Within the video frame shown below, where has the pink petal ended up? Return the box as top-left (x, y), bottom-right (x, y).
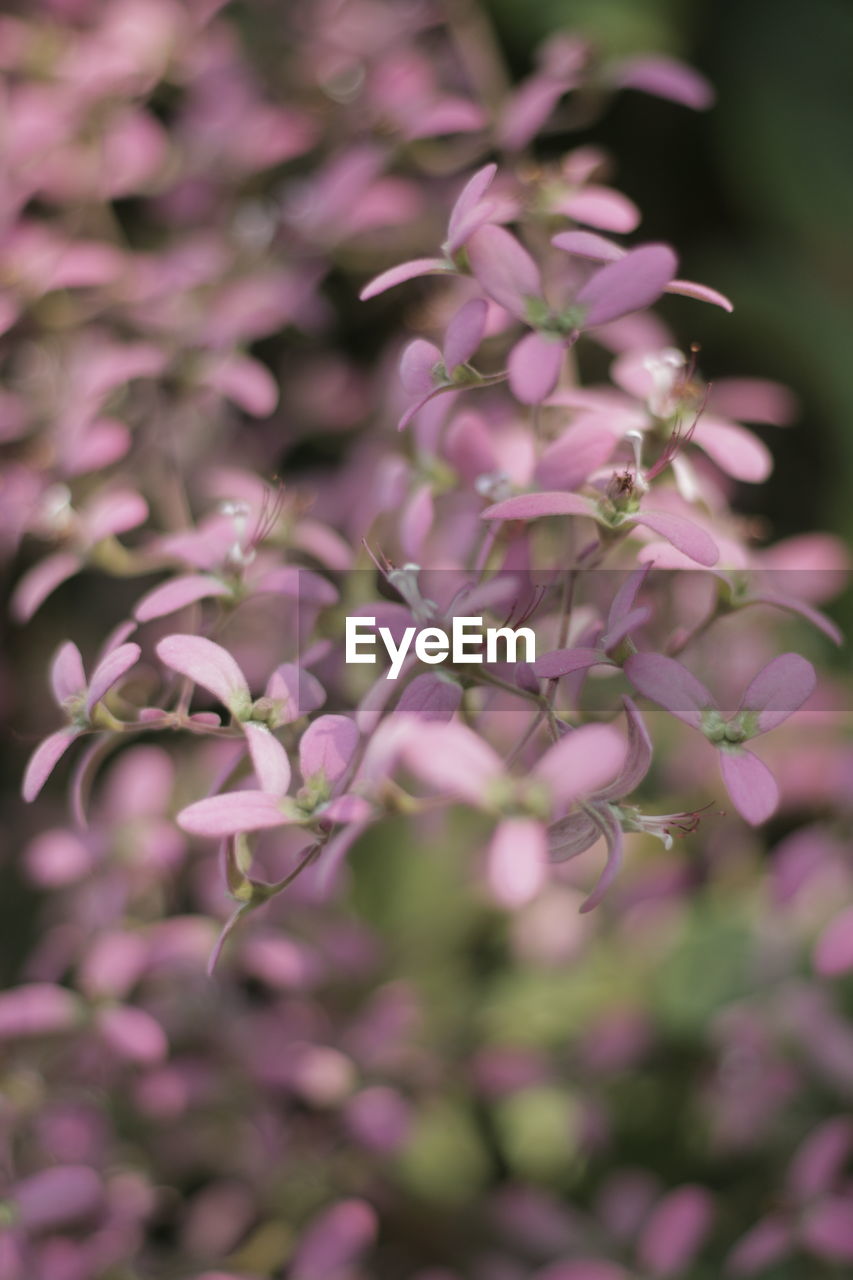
top-left (446, 163), bottom-right (498, 255)
top-left (612, 55), bottom-right (715, 110)
top-left (562, 186), bottom-right (641, 233)
top-left (738, 653), bottom-right (816, 733)
top-left (299, 715), bottom-right (359, 785)
top-left (624, 652), bottom-right (715, 728)
top-left (22, 727), bottom-right (82, 802)
top-left (255, 566), bottom-right (338, 604)
top-left (0, 983), bottom-right (81, 1039)
top-left (265, 664), bottom-right (326, 722)
top-left (597, 696), bottom-right (653, 800)
top-left (406, 97), bottom-right (487, 140)
top-left (24, 828), bottom-right (94, 887)
top-left (576, 244), bottom-right (678, 328)
top-left (322, 794), bottom-right (373, 823)
top-left (401, 721), bottom-right (503, 805)
top-left (632, 509), bottom-right (719, 566)
top-left (289, 1199), bottom-right (377, 1280)
top-left (177, 791), bottom-right (287, 837)
top-left (508, 332), bottom-right (566, 404)
top-left (11, 552), bottom-right (81, 622)
top-left (97, 1004), bottom-right (168, 1064)
top-left (636, 1186), bottom-right (714, 1277)
top-left (401, 483), bottom-right (434, 559)
top-left (65, 418), bottom-right (131, 474)
top-left (83, 488), bottom-right (148, 541)
top-left (360, 257), bottom-right (451, 301)
top-left (719, 748), bottom-right (779, 825)
top-left (397, 384), bottom-right (449, 431)
top-left (788, 1118), bottom-right (853, 1200)
top-left (396, 673), bottom-right (463, 721)
top-left (665, 278), bottom-right (733, 311)
top-left (579, 806), bottom-right (624, 913)
top-left (710, 377), bottom-right (797, 425)
top-left (748, 593), bottom-right (842, 646)
top-left (399, 338), bottom-right (442, 395)
top-left (548, 809), bottom-right (601, 861)
top-left (85, 642), bottom-right (141, 715)
top-left (727, 1217), bottom-right (793, 1275)
top-left (204, 355), bottom-right (278, 417)
top-left (466, 224), bottom-right (542, 321)
top-left (534, 723), bottom-right (627, 809)
top-left (552, 230), bottom-right (624, 262)
top-left (602, 604), bottom-right (650, 650)
top-left (13, 1166), bottom-right (102, 1233)
top-left (802, 1197), bottom-right (853, 1261)
top-left (533, 647), bottom-right (607, 679)
top-left (814, 909), bottom-right (853, 977)
top-left (443, 297), bottom-right (488, 371)
top-left (156, 634), bottom-right (251, 717)
top-left (134, 574), bottom-right (231, 621)
top-left (692, 416), bottom-right (771, 482)
top-left (482, 491), bottom-right (595, 521)
top-left (50, 641), bottom-right (86, 706)
top-left (244, 722), bottom-right (291, 796)
top-left (534, 418), bottom-right (617, 489)
top-left (498, 77), bottom-right (571, 152)
top-left (487, 818), bottom-right (548, 907)
top-left (605, 563), bottom-right (652, 635)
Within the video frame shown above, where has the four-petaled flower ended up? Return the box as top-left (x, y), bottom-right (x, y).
top-left (625, 651), bottom-right (816, 824)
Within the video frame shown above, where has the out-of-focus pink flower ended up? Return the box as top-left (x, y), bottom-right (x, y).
top-left (625, 652), bottom-right (816, 823)
top-left (22, 637), bottom-right (141, 802)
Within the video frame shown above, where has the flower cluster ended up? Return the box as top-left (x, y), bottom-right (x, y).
top-left (3, 1), bottom-right (850, 1277)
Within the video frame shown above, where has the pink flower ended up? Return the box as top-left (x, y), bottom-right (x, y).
top-left (155, 634), bottom-right (325, 726)
top-left (22, 636), bottom-right (141, 802)
top-left (175, 713), bottom-right (364, 838)
top-left (398, 719), bottom-right (627, 909)
top-left (11, 486), bottom-right (149, 622)
top-left (625, 651), bottom-right (817, 824)
top-left (468, 226), bottom-right (679, 402)
top-left (395, 297), bottom-right (493, 430)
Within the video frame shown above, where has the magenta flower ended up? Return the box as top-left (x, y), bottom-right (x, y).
top-left (359, 164), bottom-right (504, 300)
top-left (625, 651), bottom-right (816, 824)
top-left (22, 636), bottom-right (141, 802)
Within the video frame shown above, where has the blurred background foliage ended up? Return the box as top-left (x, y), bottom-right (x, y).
top-left (488, 0), bottom-right (853, 584)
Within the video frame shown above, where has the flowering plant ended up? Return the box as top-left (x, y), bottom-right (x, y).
top-left (3, 1), bottom-right (851, 1277)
